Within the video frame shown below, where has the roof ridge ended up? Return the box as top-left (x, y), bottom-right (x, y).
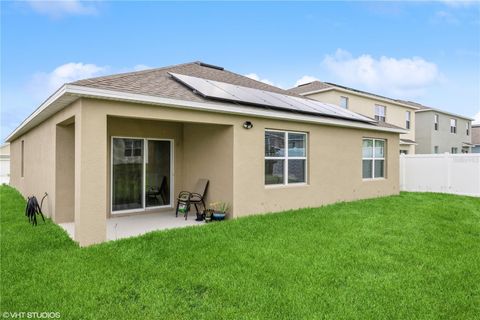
top-left (69, 61), bottom-right (200, 86)
top-left (203, 68), bottom-right (302, 97)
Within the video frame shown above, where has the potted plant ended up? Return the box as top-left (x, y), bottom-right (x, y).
top-left (204, 209), bottom-right (214, 223)
top-left (210, 201), bottom-right (230, 221)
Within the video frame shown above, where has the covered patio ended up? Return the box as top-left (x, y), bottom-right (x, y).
top-left (55, 114), bottom-right (234, 245)
top-left (59, 210), bottom-right (204, 241)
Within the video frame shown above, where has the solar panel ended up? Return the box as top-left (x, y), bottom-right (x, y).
top-left (169, 72), bottom-right (375, 123)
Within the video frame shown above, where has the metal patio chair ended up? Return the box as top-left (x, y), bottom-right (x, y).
top-left (175, 179), bottom-right (209, 220)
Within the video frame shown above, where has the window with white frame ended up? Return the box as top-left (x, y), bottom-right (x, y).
top-left (434, 146), bottom-right (439, 154)
top-left (124, 139), bottom-right (143, 157)
top-left (362, 138), bottom-right (385, 179)
top-left (466, 123), bottom-right (470, 136)
top-left (406, 111), bottom-right (411, 129)
top-left (434, 114), bottom-right (439, 130)
top-left (451, 147), bottom-right (458, 154)
top-left (374, 105), bottom-right (386, 122)
top-left (450, 119), bottom-right (457, 134)
top-left (265, 130), bottom-right (307, 185)
top-left (340, 96), bottom-right (349, 109)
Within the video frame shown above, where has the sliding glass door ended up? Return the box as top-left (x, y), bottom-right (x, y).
top-left (111, 137), bottom-right (172, 213)
top-left (146, 140), bottom-right (171, 208)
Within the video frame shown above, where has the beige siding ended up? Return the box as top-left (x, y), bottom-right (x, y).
top-left (306, 90), bottom-right (415, 154)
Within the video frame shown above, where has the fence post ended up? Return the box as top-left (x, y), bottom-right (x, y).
top-left (445, 153), bottom-right (452, 193)
top-left (399, 154), bottom-right (405, 191)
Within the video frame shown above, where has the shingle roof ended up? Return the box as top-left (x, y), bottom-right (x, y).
top-left (71, 61), bottom-right (406, 131)
top-left (287, 81), bottom-right (333, 94)
top-left (72, 61), bottom-right (299, 103)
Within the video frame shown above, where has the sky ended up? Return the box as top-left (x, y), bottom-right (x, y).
top-left (1, 1), bottom-right (480, 141)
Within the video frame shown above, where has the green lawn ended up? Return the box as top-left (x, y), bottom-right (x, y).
top-left (1, 185), bottom-right (479, 319)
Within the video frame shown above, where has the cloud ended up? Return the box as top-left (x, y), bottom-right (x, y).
top-left (322, 49), bottom-right (443, 98)
top-left (294, 75), bottom-right (319, 87)
top-left (244, 73), bottom-right (275, 86)
top-left (133, 64), bottom-right (152, 71)
top-left (29, 62), bottom-right (109, 99)
top-left (441, 0), bottom-right (478, 7)
top-left (432, 10), bottom-right (460, 24)
top-left (473, 111), bottom-right (480, 125)
top-left (26, 0), bottom-right (98, 18)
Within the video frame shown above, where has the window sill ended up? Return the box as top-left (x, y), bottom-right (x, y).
top-left (265, 183), bottom-right (309, 189)
top-left (362, 178), bottom-right (386, 182)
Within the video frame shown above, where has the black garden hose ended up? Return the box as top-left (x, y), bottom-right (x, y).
top-left (25, 192), bottom-right (47, 226)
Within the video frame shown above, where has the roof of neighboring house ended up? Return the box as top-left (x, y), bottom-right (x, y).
top-left (287, 81), bottom-right (419, 109)
top-left (6, 62), bottom-right (407, 142)
top-left (400, 139), bottom-right (417, 145)
top-left (397, 100), bottom-right (475, 121)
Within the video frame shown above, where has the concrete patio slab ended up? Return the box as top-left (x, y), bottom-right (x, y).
top-left (59, 211), bottom-right (204, 242)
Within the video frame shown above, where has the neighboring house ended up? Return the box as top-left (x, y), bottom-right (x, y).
top-left (6, 61), bottom-right (405, 246)
top-left (405, 102), bottom-right (473, 154)
top-left (288, 81), bottom-right (418, 154)
top-left (472, 124), bottom-right (480, 153)
top-left (0, 143), bottom-right (10, 184)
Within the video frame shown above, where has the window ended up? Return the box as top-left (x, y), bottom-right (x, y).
top-left (340, 96), bottom-right (349, 109)
top-left (434, 114), bottom-right (439, 130)
top-left (434, 146), bottom-right (439, 154)
top-left (450, 119), bottom-right (457, 134)
top-left (405, 111), bottom-right (411, 129)
top-left (466, 123), bottom-right (470, 136)
top-left (265, 130), bottom-right (307, 185)
top-left (362, 138), bottom-right (385, 179)
top-left (21, 140), bottom-right (24, 178)
top-left (374, 105), bottom-right (386, 122)
top-left (400, 150), bottom-right (408, 155)
top-left (124, 139), bottom-right (143, 157)
top-left (451, 147), bottom-right (458, 154)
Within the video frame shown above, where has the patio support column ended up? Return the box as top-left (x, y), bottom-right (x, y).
top-left (74, 100), bottom-right (107, 246)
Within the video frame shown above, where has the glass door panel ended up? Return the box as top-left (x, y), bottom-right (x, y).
top-left (145, 140), bottom-right (171, 207)
top-left (112, 138), bottom-right (144, 211)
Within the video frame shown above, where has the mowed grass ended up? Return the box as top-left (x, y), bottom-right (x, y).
top-left (1, 185), bottom-right (479, 319)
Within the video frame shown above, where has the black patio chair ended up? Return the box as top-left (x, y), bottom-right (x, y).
top-left (175, 179), bottom-right (209, 220)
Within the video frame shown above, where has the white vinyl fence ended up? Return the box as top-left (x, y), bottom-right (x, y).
top-left (400, 153), bottom-right (480, 197)
top-left (0, 157), bottom-right (10, 185)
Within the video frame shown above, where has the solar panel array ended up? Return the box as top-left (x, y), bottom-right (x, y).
top-left (169, 72), bottom-right (375, 123)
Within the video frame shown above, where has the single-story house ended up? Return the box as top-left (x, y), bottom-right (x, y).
top-left (0, 143), bottom-right (10, 184)
top-left (6, 61), bottom-right (405, 246)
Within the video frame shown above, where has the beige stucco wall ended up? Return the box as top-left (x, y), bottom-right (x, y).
top-left (233, 118), bottom-right (399, 216)
top-left (10, 100), bottom-right (82, 221)
top-left (306, 90), bottom-right (415, 154)
top-left (10, 97), bottom-right (400, 245)
top-left (183, 123), bottom-right (234, 214)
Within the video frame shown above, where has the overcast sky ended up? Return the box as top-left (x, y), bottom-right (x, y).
top-left (1, 1), bottom-right (479, 141)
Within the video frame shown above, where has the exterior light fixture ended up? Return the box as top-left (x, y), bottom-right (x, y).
top-left (243, 121), bottom-right (253, 129)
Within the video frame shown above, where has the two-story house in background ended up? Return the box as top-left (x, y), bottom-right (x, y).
top-left (472, 124), bottom-right (480, 153)
top-left (401, 101), bottom-right (473, 154)
top-left (289, 81), bottom-right (418, 154)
